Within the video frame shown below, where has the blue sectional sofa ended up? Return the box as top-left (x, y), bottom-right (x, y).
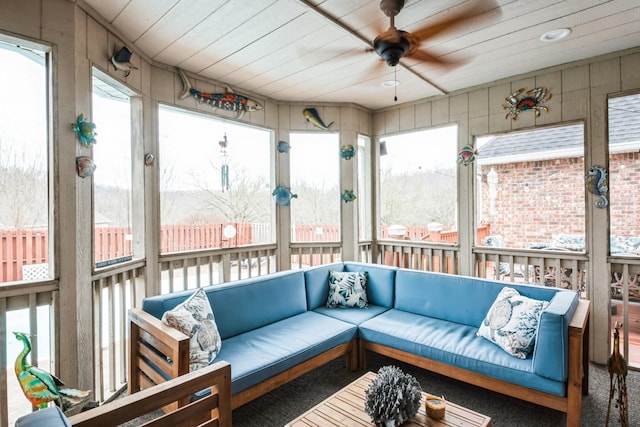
top-left (129, 262), bottom-right (589, 426)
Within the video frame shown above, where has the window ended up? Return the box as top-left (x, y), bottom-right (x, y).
top-left (159, 105), bottom-right (273, 253)
top-left (357, 134), bottom-right (372, 241)
top-left (608, 93), bottom-right (640, 256)
top-left (289, 133), bottom-right (340, 242)
top-left (608, 92), bottom-right (640, 367)
top-left (0, 37), bottom-right (53, 425)
top-left (92, 70), bottom-right (134, 267)
top-left (476, 123), bottom-right (586, 250)
top-left (0, 40), bottom-right (50, 283)
top-left (379, 125), bottom-right (458, 243)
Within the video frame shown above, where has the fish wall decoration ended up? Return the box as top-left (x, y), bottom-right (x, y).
top-left (341, 190), bottom-right (357, 203)
top-left (340, 144), bottom-right (356, 160)
top-left (272, 185), bottom-right (297, 206)
top-left (457, 145), bottom-right (478, 166)
top-left (76, 156), bottom-right (96, 178)
top-left (277, 141), bottom-right (290, 153)
top-left (110, 46), bottom-right (138, 77)
top-left (303, 108), bottom-right (333, 131)
top-left (178, 69), bottom-right (263, 120)
top-left (585, 165), bottom-right (608, 208)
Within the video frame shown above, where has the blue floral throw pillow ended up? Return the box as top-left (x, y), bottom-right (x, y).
top-left (162, 288), bottom-right (222, 371)
top-left (477, 287), bottom-right (549, 359)
top-left (326, 270), bottom-right (369, 309)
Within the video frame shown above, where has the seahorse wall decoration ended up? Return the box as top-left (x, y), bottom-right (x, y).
top-left (585, 165), bottom-right (608, 208)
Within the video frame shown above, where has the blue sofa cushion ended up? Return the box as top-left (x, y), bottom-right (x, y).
top-left (314, 304), bottom-right (389, 325)
top-left (326, 270), bottom-right (369, 308)
top-left (143, 270), bottom-right (308, 339)
top-left (15, 407), bottom-right (71, 427)
top-left (394, 269), bottom-right (578, 383)
top-left (197, 311), bottom-right (357, 396)
top-left (344, 262), bottom-right (396, 308)
top-left (304, 262), bottom-right (396, 310)
top-left (359, 309), bottom-right (566, 396)
top-left (533, 290), bottom-right (579, 382)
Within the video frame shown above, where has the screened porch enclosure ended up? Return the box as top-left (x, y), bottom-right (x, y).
top-left (1, 3), bottom-right (640, 426)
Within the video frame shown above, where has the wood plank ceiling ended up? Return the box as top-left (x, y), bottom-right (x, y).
top-left (81, 0), bottom-right (640, 110)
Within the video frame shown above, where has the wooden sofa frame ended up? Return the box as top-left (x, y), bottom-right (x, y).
top-left (69, 361), bottom-right (231, 427)
top-left (128, 307), bottom-right (358, 410)
top-left (359, 299), bottom-right (591, 427)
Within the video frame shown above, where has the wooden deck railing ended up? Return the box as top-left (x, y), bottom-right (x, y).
top-left (1, 224), bottom-right (489, 282)
top-left (91, 261), bottom-right (146, 402)
top-left (158, 244), bottom-right (278, 294)
top-left (0, 280), bottom-right (58, 427)
top-left (473, 246), bottom-right (589, 293)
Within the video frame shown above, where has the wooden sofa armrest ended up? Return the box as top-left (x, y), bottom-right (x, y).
top-left (568, 298), bottom-right (590, 394)
top-left (69, 361), bottom-right (231, 427)
top-left (128, 307), bottom-right (191, 399)
top-left (565, 298), bottom-right (590, 427)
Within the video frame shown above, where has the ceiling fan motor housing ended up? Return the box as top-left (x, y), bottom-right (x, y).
top-left (374, 33), bottom-right (410, 66)
top-left (380, 0), bottom-right (405, 17)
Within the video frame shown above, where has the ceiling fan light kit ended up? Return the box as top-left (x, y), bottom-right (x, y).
top-left (374, 32), bottom-right (410, 66)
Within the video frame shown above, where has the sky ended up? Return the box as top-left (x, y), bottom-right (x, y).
top-left (380, 124), bottom-right (458, 173)
top-left (290, 132), bottom-right (340, 187)
top-left (0, 46), bottom-right (47, 171)
top-left (159, 105), bottom-right (271, 192)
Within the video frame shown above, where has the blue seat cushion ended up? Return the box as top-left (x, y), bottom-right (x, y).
top-left (15, 407), bottom-right (71, 427)
top-left (359, 309), bottom-right (565, 396)
top-left (197, 311), bottom-right (357, 397)
top-left (314, 304), bottom-right (389, 325)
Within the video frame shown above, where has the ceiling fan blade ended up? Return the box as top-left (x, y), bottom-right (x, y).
top-left (409, 0), bottom-right (501, 43)
top-left (404, 48), bottom-right (470, 71)
top-left (404, 49), bottom-right (448, 66)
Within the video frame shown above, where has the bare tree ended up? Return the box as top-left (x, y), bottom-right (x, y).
top-left (0, 141), bottom-right (47, 229)
top-left (380, 168), bottom-right (456, 227)
top-left (290, 181), bottom-right (339, 225)
top-left (189, 163), bottom-right (270, 223)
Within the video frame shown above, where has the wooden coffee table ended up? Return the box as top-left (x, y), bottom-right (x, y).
top-left (285, 371), bottom-right (491, 426)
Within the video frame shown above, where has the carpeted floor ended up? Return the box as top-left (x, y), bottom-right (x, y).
top-left (231, 352), bottom-right (639, 427)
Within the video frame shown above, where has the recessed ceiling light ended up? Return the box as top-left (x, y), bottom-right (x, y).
top-left (382, 80), bottom-right (400, 87)
top-left (540, 28), bottom-right (571, 42)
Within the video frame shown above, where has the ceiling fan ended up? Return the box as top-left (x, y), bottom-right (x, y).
top-left (371, 0), bottom-right (499, 68)
top-left (298, 0), bottom-right (500, 94)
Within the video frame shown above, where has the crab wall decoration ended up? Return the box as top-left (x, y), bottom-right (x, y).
top-left (502, 87), bottom-right (552, 120)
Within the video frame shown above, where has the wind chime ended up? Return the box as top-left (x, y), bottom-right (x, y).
top-left (219, 133), bottom-right (230, 192)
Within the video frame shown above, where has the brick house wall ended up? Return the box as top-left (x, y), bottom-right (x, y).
top-left (480, 152), bottom-right (638, 248)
